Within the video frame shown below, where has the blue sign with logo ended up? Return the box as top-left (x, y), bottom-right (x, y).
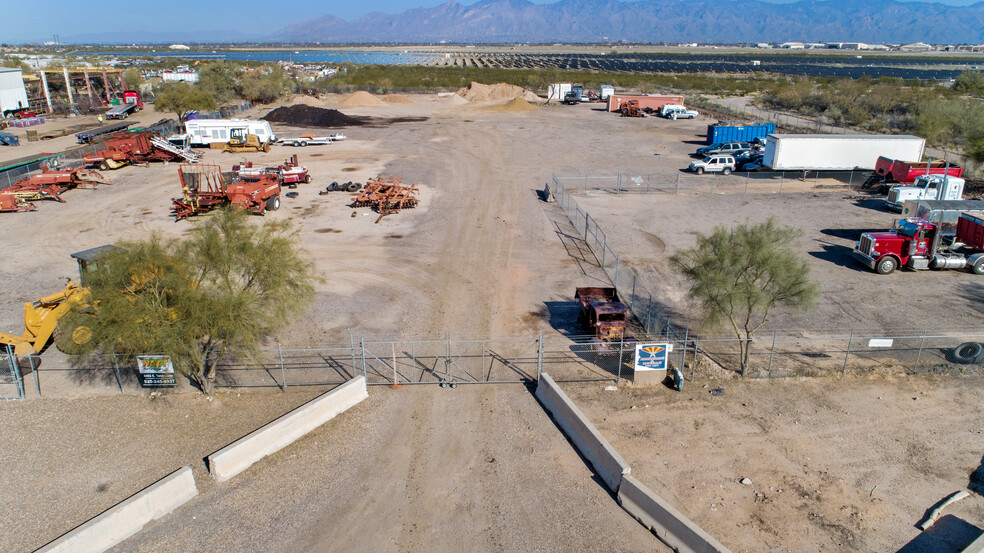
top-left (634, 343), bottom-right (672, 372)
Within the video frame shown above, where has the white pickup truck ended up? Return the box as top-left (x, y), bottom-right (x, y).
top-left (278, 134), bottom-right (347, 147)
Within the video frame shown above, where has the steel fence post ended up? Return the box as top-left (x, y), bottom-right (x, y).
top-left (613, 258), bottom-right (620, 291)
top-left (692, 331), bottom-right (699, 382)
top-left (278, 342), bottom-right (287, 391)
top-left (630, 273), bottom-right (636, 307)
top-left (675, 172), bottom-right (680, 194)
top-left (616, 334), bottom-right (624, 384)
top-left (537, 332), bottom-right (543, 380)
top-left (767, 329), bottom-right (777, 376)
top-left (682, 325), bottom-right (690, 381)
top-left (843, 329), bottom-right (854, 375)
top-left (644, 294), bottom-right (654, 335)
top-left (779, 173), bottom-right (784, 194)
top-left (412, 341), bottom-right (417, 383)
top-left (481, 341), bottom-right (486, 381)
top-left (848, 171), bottom-right (854, 191)
top-left (445, 331), bottom-right (452, 382)
top-left (914, 328), bottom-right (927, 371)
top-left (29, 354), bottom-right (40, 397)
top-left (601, 235), bottom-right (607, 269)
top-left (112, 352), bottom-right (124, 393)
top-left (360, 337), bottom-right (366, 378)
top-left (350, 332), bottom-right (357, 379)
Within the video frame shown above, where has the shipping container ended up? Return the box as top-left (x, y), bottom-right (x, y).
top-left (706, 122), bottom-right (776, 145)
top-left (606, 94), bottom-right (684, 113)
top-left (762, 134), bottom-right (925, 171)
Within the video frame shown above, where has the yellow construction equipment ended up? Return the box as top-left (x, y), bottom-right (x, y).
top-left (222, 127), bottom-right (271, 153)
top-left (0, 280), bottom-right (92, 356)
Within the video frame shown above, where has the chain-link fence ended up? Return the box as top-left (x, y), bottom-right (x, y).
top-left (551, 177), bottom-right (680, 340)
top-left (553, 169), bottom-right (870, 196)
top-left (190, 100), bottom-right (253, 120)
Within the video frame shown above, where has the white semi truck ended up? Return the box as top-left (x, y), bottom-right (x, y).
top-left (762, 134), bottom-right (926, 171)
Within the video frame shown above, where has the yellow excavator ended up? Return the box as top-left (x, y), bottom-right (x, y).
top-left (222, 127), bottom-right (271, 153)
top-left (0, 279), bottom-right (92, 357)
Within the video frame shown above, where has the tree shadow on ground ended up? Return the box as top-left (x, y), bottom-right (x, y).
top-left (895, 515), bottom-right (981, 553)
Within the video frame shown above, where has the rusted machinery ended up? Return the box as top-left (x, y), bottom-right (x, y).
top-left (82, 131), bottom-right (199, 170)
top-left (171, 164), bottom-right (281, 221)
top-left (350, 177), bottom-right (420, 223)
top-left (619, 100), bottom-right (643, 118)
top-left (575, 287), bottom-right (628, 343)
top-left (233, 154), bottom-right (310, 186)
top-left (0, 162), bottom-right (110, 213)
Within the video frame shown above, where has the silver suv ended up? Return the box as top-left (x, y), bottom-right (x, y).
top-left (689, 155), bottom-right (736, 175)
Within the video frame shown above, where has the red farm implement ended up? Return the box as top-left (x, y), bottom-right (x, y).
top-left (171, 164), bottom-right (281, 221)
top-left (0, 162), bottom-right (110, 213)
top-left (350, 177), bottom-right (420, 223)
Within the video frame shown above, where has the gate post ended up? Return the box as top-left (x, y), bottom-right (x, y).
top-left (360, 337), bottom-right (367, 378)
top-left (278, 342), bottom-right (287, 391)
top-left (843, 329), bottom-right (854, 375)
top-left (914, 328), bottom-right (928, 371)
top-left (536, 332), bottom-right (544, 381)
top-left (616, 334), bottom-right (624, 384)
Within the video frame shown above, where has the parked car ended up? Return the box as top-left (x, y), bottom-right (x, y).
top-left (689, 154), bottom-right (737, 175)
top-left (734, 150), bottom-right (763, 169)
top-left (742, 159), bottom-right (766, 172)
top-left (695, 141), bottom-right (752, 157)
top-left (661, 105), bottom-right (699, 120)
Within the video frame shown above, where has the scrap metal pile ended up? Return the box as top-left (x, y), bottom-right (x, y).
top-left (171, 164), bottom-right (281, 221)
top-left (82, 130), bottom-right (199, 170)
top-left (0, 162), bottom-right (110, 213)
top-left (350, 177), bottom-right (420, 223)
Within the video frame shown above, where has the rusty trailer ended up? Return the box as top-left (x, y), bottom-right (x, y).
top-left (350, 176), bottom-right (420, 223)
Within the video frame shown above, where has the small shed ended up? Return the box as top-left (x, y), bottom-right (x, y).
top-left (70, 245), bottom-right (118, 285)
top-left (0, 68), bottom-right (29, 116)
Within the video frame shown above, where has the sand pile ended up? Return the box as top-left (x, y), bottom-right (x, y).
top-left (262, 105), bottom-right (365, 127)
top-left (501, 98), bottom-right (537, 112)
top-left (383, 94), bottom-right (413, 104)
top-left (341, 91), bottom-right (387, 107)
top-left (455, 82), bottom-right (542, 104)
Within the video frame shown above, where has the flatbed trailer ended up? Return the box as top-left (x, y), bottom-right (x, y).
top-left (75, 122), bottom-right (133, 144)
top-left (105, 103), bottom-right (139, 119)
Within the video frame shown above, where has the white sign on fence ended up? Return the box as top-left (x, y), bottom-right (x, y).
top-left (867, 339), bottom-right (894, 348)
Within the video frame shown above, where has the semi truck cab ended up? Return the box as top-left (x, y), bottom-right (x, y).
top-left (853, 216), bottom-right (984, 274)
top-left (886, 175), bottom-right (964, 211)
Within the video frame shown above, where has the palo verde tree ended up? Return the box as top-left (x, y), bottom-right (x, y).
top-left (670, 218), bottom-right (819, 376)
top-left (153, 81), bottom-right (217, 123)
top-left (60, 209), bottom-right (318, 394)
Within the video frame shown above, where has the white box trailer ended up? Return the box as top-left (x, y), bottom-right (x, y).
top-left (547, 83), bottom-right (572, 101)
top-left (0, 68), bottom-right (29, 115)
top-left (184, 119), bottom-right (275, 147)
top-left (762, 134), bottom-right (925, 171)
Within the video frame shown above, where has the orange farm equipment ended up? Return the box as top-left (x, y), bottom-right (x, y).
top-left (619, 100), bottom-right (643, 117)
top-left (351, 176), bottom-right (420, 223)
top-left (171, 164), bottom-right (281, 221)
top-left (233, 154), bottom-right (310, 187)
top-left (83, 131), bottom-right (199, 170)
top-left (0, 162), bottom-right (110, 213)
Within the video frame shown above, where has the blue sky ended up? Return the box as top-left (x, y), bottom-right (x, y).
top-left (4, 0), bottom-right (980, 43)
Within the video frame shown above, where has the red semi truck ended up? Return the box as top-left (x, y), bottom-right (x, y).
top-left (853, 211), bottom-right (984, 274)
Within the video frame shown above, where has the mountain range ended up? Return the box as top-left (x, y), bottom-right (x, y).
top-left (272, 0), bottom-right (984, 45)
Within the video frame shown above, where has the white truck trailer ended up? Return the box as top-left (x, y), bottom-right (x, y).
top-left (182, 119), bottom-right (276, 147)
top-left (762, 134), bottom-right (925, 171)
top-left (547, 83), bottom-right (573, 101)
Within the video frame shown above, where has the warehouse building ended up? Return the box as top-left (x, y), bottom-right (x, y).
top-left (0, 68), bottom-right (29, 116)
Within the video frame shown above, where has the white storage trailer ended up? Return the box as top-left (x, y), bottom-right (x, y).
top-left (547, 83), bottom-right (572, 101)
top-left (762, 134), bottom-right (925, 171)
top-left (183, 119), bottom-right (275, 147)
top-left (0, 68), bottom-right (29, 116)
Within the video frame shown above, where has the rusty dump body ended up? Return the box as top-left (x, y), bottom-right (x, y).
top-left (574, 287), bottom-right (628, 342)
top-left (0, 162), bottom-right (110, 213)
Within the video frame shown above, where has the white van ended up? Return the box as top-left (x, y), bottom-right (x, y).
top-left (183, 119), bottom-right (276, 147)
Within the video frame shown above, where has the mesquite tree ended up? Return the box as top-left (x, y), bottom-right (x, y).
top-left (60, 209), bottom-right (317, 394)
top-left (670, 218), bottom-right (818, 375)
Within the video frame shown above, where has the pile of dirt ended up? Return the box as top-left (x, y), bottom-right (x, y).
top-left (383, 94), bottom-right (413, 104)
top-left (455, 82), bottom-right (543, 104)
top-left (496, 98), bottom-right (537, 112)
top-left (262, 105), bottom-right (365, 127)
top-left (341, 91), bottom-right (387, 107)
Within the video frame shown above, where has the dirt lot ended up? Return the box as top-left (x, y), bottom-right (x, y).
top-left (2, 95), bottom-right (982, 551)
top-left (564, 375), bottom-right (984, 553)
top-left (576, 191), bottom-right (984, 334)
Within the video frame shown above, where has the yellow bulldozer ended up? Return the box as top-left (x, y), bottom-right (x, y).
top-left (222, 127), bottom-right (271, 153)
top-left (0, 279), bottom-right (92, 357)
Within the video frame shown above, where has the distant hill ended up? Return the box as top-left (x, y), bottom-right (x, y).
top-left (272, 0), bottom-right (984, 44)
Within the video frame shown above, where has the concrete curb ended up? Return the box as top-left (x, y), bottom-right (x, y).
top-left (35, 466), bottom-right (198, 553)
top-left (618, 475), bottom-right (734, 553)
top-left (207, 375), bottom-right (368, 481)
top-left (535, 373), bottom-right (630, 492)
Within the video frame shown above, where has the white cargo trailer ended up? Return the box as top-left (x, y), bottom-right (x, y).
top-left (183, 119), bottom-right (275, 147)
top-left (762, 134), bottom-right (925, 171)
top-left (0, 68), bottom-right (29, 116)
top-left (547, 83), bottom-right (572, 101)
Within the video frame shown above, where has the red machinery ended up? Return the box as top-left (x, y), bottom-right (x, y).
top-left (351, 177), bottom-right (420, 223)
top-left (0, 162), bottom-right (110, 213)
top-left (83, 131), bottom-right (200, 170)
top-left (233, 154), bottom-right (310, 186)
top-left (171, 164), bottom-right (281, 221)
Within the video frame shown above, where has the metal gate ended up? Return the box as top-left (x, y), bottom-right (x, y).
top-left (0, 345), bottom-right (25, 399)
top-left (359, 337), bottom-right (541, 386)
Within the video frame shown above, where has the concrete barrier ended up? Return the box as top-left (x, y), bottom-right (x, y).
top-left (618, 474), bottom-right (734, 553)
top-left (964, 532), bottom-right (984, 553)
top-left (208, 375), bottom-right (368, 481)
top-left (35, 466), bottom-right (198, 553)
top-left (535, 373), bottom-right (630, 492)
